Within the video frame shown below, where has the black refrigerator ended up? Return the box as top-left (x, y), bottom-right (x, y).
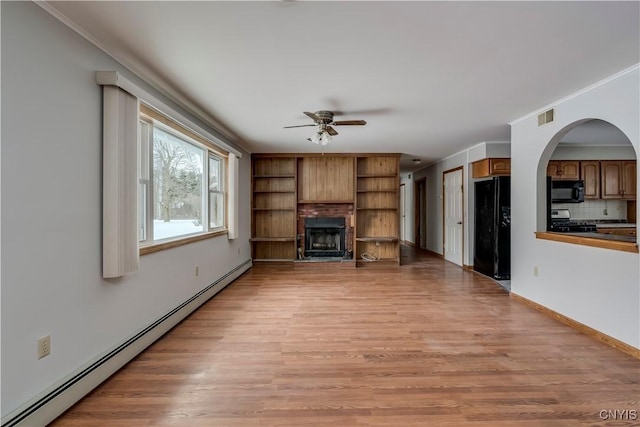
top-left (474, 176), bottom-right (510, 280)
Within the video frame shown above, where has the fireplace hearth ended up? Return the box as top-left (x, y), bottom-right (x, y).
top-left (304, 217), bottom-right (346, 258)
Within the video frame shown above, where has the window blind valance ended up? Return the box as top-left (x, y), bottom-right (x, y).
top-left (96, 71), bottom-right (243, 158)
top-left (98, 71), bottom-right (242, 275)
top-left (101, 85), bottom-right (140, 278)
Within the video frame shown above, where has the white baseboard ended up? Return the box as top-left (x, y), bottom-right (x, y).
top-left (2, 259), bottom-right (252, 427)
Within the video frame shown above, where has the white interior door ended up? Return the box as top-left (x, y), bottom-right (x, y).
top-left (399, 184), bottom-right (406, 242)
top-left (419, 180), bottom-right (426, 248)
top-left (443, 169), bottom-right (463, 266)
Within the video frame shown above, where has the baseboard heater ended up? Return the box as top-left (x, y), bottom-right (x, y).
top-left (1, 259), bottom-right (252, 427)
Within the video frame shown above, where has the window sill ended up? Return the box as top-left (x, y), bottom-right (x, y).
top-left (535, 231), bottom-right (638, 253)
top-left (140, 230), bottom-right (228, 255)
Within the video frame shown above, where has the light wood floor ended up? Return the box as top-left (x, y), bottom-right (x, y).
top-left (51, 246), bottom-right (639, 426)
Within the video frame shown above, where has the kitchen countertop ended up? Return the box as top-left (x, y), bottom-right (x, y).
top-left (536, 231), bottom-right (638, 253)
top-left (564, 231), bottom-right (636, 243)
top-left (595, 223), bottom-right (636, 228)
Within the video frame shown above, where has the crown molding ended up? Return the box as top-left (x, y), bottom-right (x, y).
top-left (34, 1), bottom-right (251, 154)
top-left (509, 64), bottom-right (640, 126)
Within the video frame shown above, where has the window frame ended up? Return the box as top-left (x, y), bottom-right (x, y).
top-left (138, 119), bottom-right (151, 242)
top-left (208, 154), bottom-right (226, 230)
top-left (138, 103), bottom-right (229, 253)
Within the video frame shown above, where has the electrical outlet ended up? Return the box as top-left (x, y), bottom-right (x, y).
top-left (38, 335), bottom-right (51, 359)
top-left (533, 266), bottom-right (539, 277)
top-left (195, 266), bottom-right (199, 277)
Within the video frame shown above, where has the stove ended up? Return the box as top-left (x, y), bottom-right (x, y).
top-left (550, 221), bottom-right (597, 233)
top-left (549, 209), bottom-right (597, 233)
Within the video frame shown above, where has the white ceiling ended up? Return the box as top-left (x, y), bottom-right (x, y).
top-left (45, 1), bottom-right (639, 171)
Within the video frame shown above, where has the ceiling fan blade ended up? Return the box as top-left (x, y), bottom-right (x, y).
top-left (283, 124), bottom-right (317, 129)
top-left (325, 126), bottom-right (338, 136)
top-left (332, 120), bottom-right (367, 126)
top-left (304, 111), bottom-right (320, 122)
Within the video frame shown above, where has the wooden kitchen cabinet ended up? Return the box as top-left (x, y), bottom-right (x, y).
top-left (471, 158), bottom-right (510, 178)
top-left (580, 160), bottom-right (600, 199)
top-left (601, 160), bottom-right (636, 200)
top-left (547, 160), bottom-right (580, 180)
top-left (622, 161), bottom-right (637, 199)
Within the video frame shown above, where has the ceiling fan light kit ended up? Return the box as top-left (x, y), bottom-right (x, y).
top-left (284, 110), bottom-right (366, 146)
top-left (309, 130), bottom-right (332, 146)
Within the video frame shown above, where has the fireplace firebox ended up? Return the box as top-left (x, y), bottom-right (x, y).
top-left (304, 217), bottom-right (346, 258)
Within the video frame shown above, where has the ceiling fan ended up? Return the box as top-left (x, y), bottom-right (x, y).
top-left (284, 110), bottom-right (366, 145)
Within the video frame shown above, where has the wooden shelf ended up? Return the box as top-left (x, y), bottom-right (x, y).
top-left (357, 174), bottom-right (397, 178)
top-left (253, 190), bottom-right (295, 193)
top-left (252, 156), bottom-right (298, 260)
top-left (355, 156), bottom-right (400, 266)
top-left (252, 208), bottom-right (296, 211)
top-left (356, 236), bottom-right (398, 242)
top-left (298, 200), bottom-right (353, 204)
top-left (250, 237), bottom-right (296, 242)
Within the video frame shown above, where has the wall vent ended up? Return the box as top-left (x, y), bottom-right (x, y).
top-left (538, 108), bottom-right (555, 126)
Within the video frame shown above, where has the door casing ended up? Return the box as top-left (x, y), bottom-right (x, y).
top-left (443, 167), bottom-right (464, 266)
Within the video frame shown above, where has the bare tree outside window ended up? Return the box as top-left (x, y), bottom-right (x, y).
top-left (152, 127), bottom-right (204, 239)
top-left (138, 108), bottom-right (227, 245)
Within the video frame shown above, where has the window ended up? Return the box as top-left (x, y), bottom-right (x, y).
top-left (139, 104), bottom-right (227, 246)
top-left (209, 156), bottom-right (224, 229)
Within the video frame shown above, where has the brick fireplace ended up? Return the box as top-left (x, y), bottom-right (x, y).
top-left (297, 203), bottom-right (354, 259)
top-left (304, 217), bottom-right (345, 257)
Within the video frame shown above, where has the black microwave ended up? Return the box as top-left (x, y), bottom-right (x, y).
top-left (550, 179), bottom-right (585, 203)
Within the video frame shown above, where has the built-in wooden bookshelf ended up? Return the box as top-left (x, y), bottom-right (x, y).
top-left (251, 157), bottom-right (297, 261)
top-left (355, 156), bottom-right (400, 265)
top-left (251, 154), bottom-right (400, 265)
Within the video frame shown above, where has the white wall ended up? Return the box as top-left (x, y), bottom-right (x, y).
top-left (485, 142), bottom-right (511, 158)
top-left (1, 2), bottom-right (252, 418)
top-left (510, 66), bottom-right (640, 348)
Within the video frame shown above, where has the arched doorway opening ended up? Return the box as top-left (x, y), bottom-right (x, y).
top-left (537, 118), bottom-right (637, 240)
